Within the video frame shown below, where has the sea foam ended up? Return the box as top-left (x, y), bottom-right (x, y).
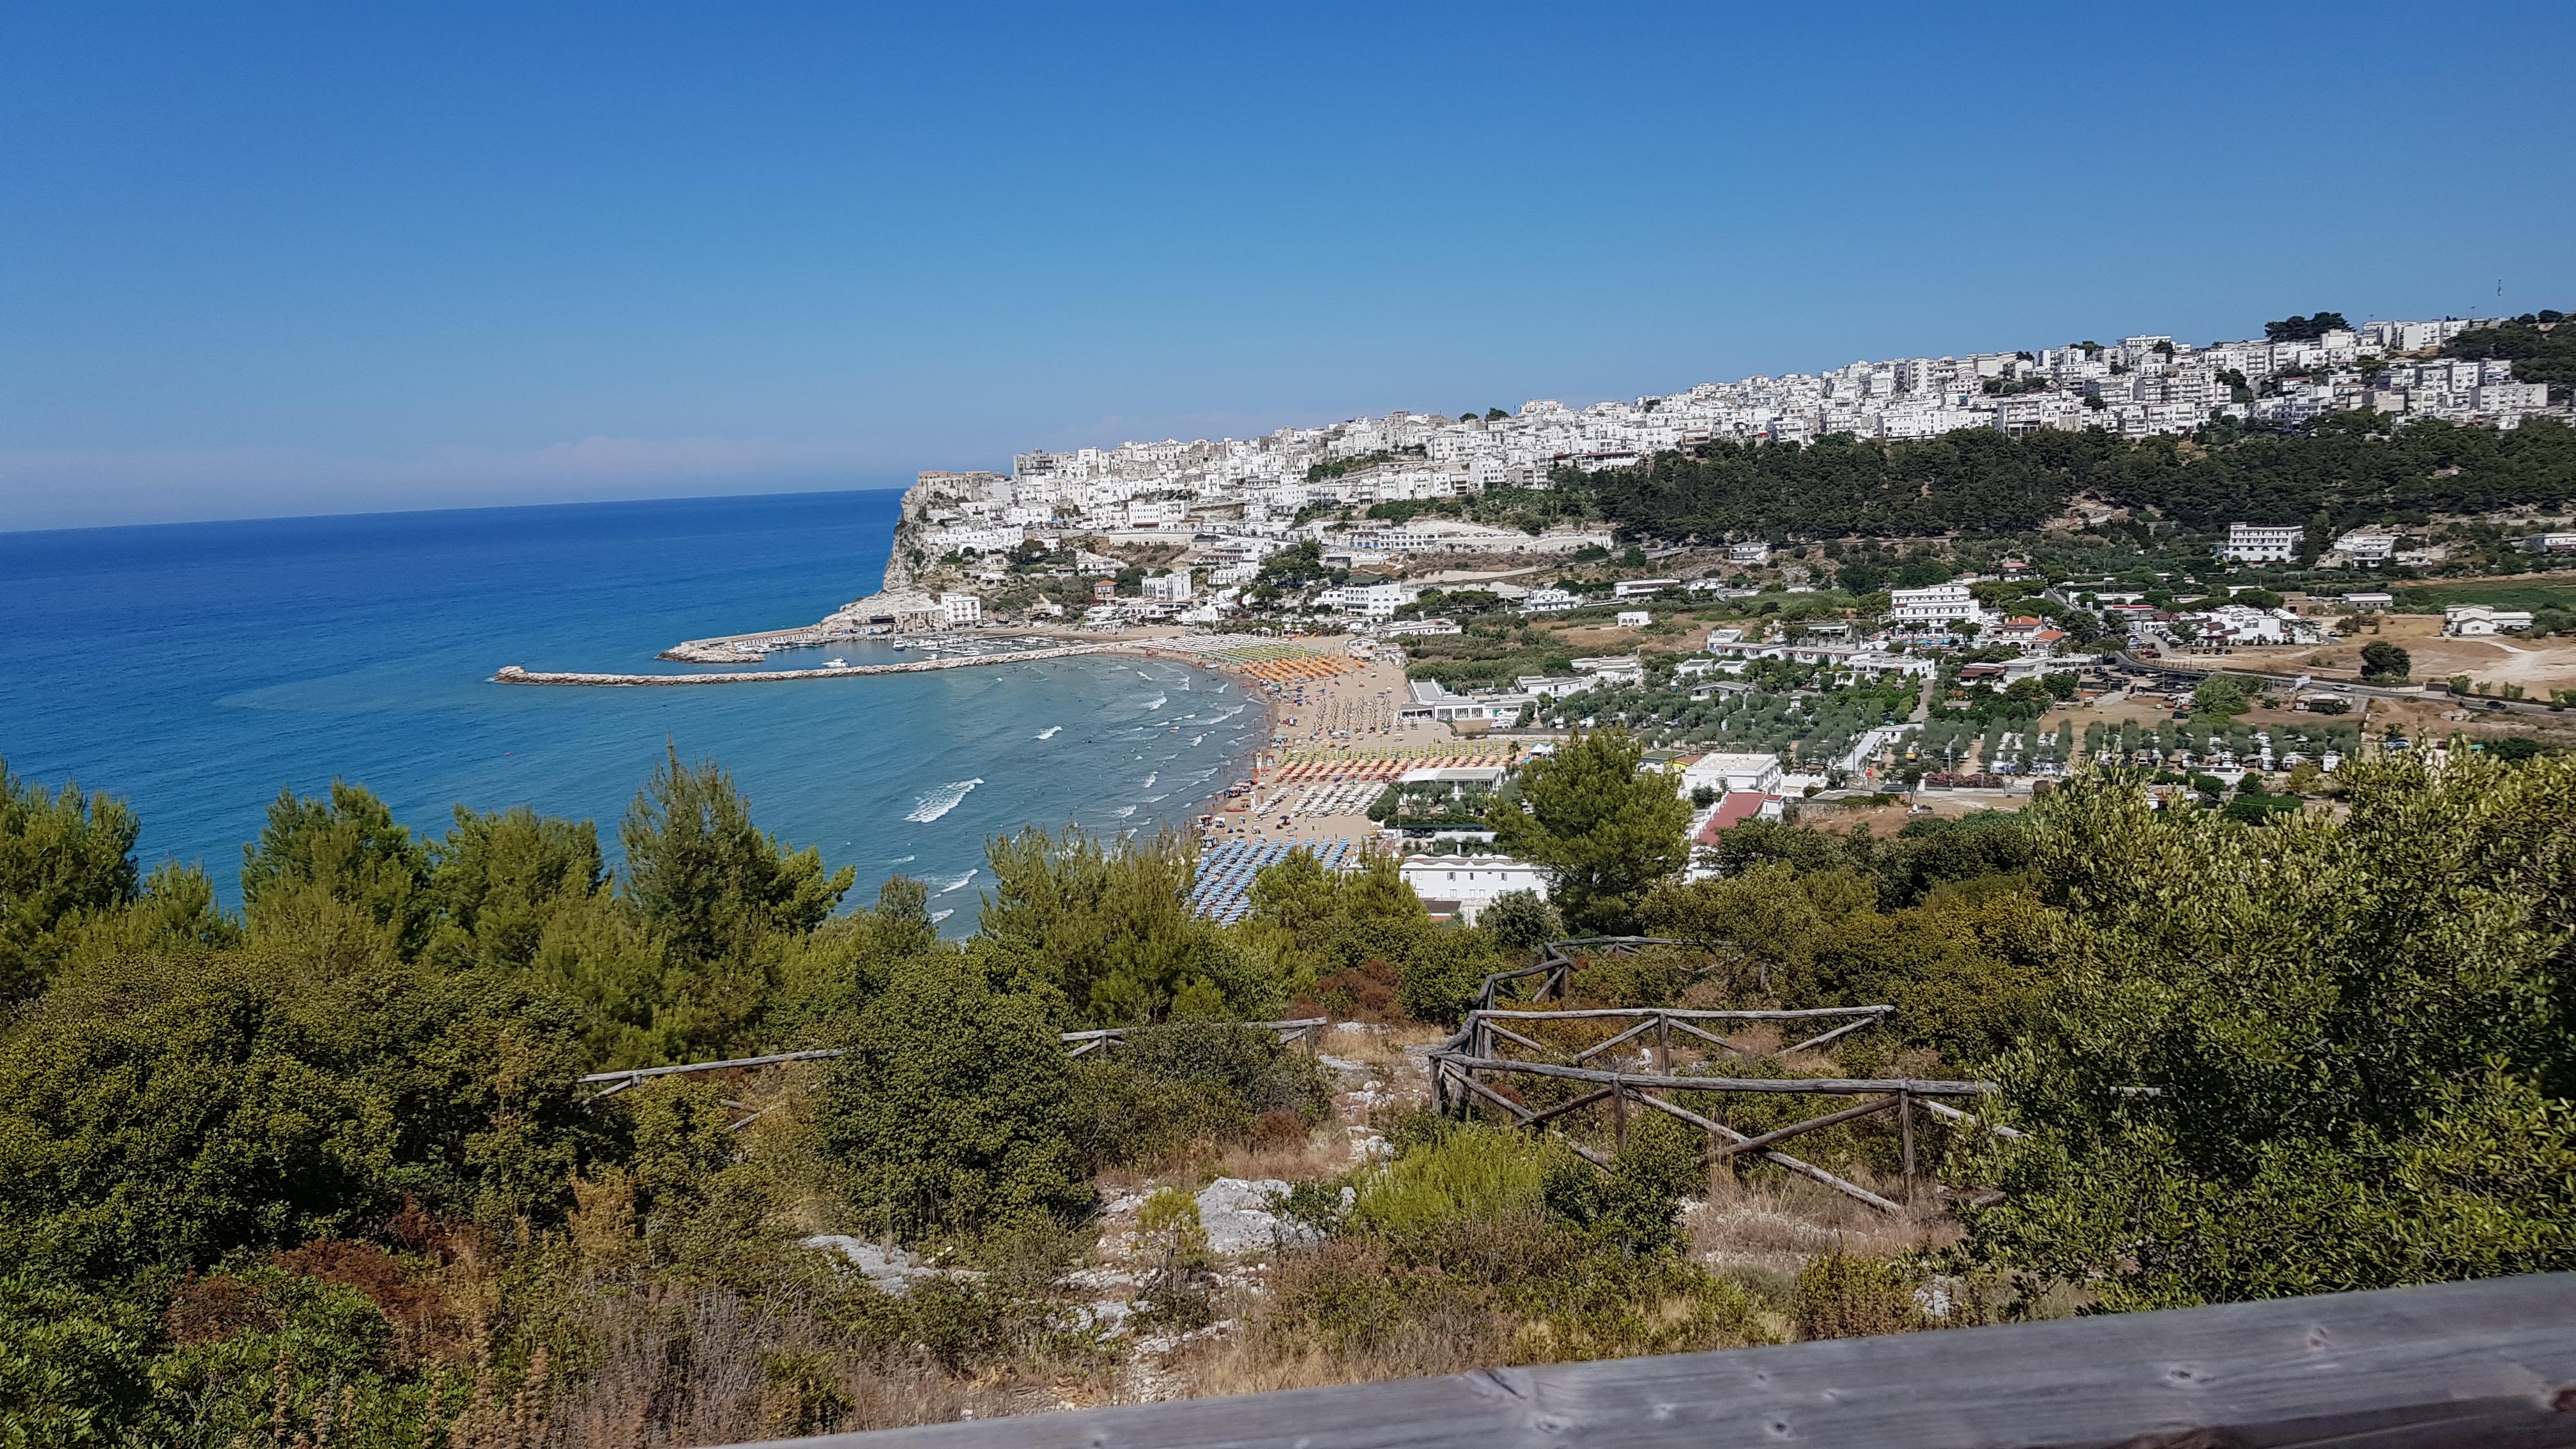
top-left (906, 778), bottom-right (983, 823)
top-left (1035, 725), bottom-right (1061, 739)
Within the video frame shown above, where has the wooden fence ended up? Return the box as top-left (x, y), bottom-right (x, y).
top-left (579, 1018), bottom-right (1328, 1101)
top-left (709, 1271), bottom-right (2576, 1449)
top-left (1430, 940), bottom-right (2010, 1215)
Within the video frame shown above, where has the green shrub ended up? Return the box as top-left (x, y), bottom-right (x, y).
top-left (816, 953), bottom-right (1090, 1242)
top-left (1793, 1249), bottom-right (1925, 1339)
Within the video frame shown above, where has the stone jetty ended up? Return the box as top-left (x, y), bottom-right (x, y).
top-left (492, 639), bottom-right (1117, 686)
top-left (493, 641), bottom-right (1126, 687)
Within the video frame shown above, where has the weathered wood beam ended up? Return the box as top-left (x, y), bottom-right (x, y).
top-left (1625, 1090), bottom-right (1904, 1215)
top-left (714, 1273), bottom-right (2576, 1449)
top-left (1476, 1006), bottom-right (1892, 1023)
top-left (1521, 1085), bottom-right (1618, 1127)
top-left (1479, 1021), bottom-right (1557, 1057)
top-left (1774, 1014), bottom-right (1884, 1057)
top-left (1434, 1055), bottom-right (1995, 1098)
top-left (1708, 1095), bottom-right (1903, 1160)
top-left (1918, 1097), bottom-right (2027, 1140)
top-left (1571, 1017), bottom-right (1659, 1064)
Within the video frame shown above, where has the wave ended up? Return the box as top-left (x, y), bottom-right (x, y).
top-left (1142, 694), bottom-right (1167, 710)
top-left (929, 908), bottom-right (954, 924)
top-left (1190, 735), bottom-right (1204, 746)
top-left (1140, 771), bottom-right (1158, 790)
top-left (1144, 793), bottom-right (1169, 803)
top-left (1110, 804), bottom-right (1138, 819)
top-left (936, 868), bottom-right (979, 894)
top-left (1035, 725), bottom-right (1061, 739)
top-left (905, 778), bottom-right (984, 824)
top-left (887, 854), bottom-right (916, 864)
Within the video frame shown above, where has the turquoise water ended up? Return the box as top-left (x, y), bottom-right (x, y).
top-left (0, 491), bottom-right (1261, 925)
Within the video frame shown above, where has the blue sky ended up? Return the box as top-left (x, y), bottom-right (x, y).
top-left (4, 1), bottom-right (2571, 530)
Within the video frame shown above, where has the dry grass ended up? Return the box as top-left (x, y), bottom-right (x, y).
top-left (1692, 1172), bottom-right (1955, 1282)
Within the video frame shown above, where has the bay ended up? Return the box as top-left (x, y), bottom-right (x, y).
top-left (0, 489), bottom-right (1259, 926)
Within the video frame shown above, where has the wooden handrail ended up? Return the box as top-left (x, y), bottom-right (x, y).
top-left (705, 1273), bottom-right (2576, 1449)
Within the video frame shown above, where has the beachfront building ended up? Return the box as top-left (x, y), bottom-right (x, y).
top-left (2218, 523), bottom-right (2304, 563)
top-left (1142, 571), bottom-right (1193, 604)
top-left (937, 593), bottom-right (982, 627)
top-left (1400, 855), bottom-right (1549, 924)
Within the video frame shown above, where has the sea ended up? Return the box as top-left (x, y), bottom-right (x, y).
top-left (0, 489), bottom-right (1264, 929)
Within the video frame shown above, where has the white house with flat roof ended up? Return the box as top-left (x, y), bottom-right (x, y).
top-left (2444, 604), bottom-right (2534, 636)
top-left (1887, 583), bottom-right (1984, 625)
top-left (1677, 751), bottom-right (1784, 800)
top-left (2219, 523), bottom-right (2303, 562)
top-left (1401, 855), bottom-right (1549, 924)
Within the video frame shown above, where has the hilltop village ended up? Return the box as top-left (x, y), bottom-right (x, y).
top-left (649, 306), bottom-right (2576, 916)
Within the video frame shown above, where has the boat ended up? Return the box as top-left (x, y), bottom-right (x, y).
top-left (824, 657), bottom-right (848, 669)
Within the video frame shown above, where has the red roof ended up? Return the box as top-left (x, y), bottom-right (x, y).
top-left (1696, 791), bottom-right (1779, 843)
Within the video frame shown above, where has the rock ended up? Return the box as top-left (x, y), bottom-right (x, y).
top-left (800, 1235), bottom-right (944, 1297)
top-left (1193, 1177), bottom-right (1319, 1255)
top-left (1316, 1054), bottom-right (1371, 1077)
top-left (1068, 1300), bottom-right (1137, 1335)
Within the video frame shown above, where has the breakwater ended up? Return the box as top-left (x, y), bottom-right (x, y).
top-left (493, 641), bottom-right (1128, 686)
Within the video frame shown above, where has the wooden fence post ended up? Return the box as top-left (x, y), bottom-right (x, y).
top-left (1655, 1013), bottom-right (1670, 1073)
top-left (1611, 1078), bottom-right (1629, 1153)
top-left (1899, 1091), bottom-right (1916, 1206)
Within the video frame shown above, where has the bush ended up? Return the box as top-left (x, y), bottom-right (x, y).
top-left (815, 953), bottom-right (1091, 1242)
top-left (1792, 1250), bottom-right (1924, 1340)
top-left (1482, 891), bottom-right (1563, 955)
top-left (1063, 1020), bottom-right (1335, 1170)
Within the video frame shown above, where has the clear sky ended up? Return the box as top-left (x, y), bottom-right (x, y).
top-left (4, 1), bottom-right (2571, 531)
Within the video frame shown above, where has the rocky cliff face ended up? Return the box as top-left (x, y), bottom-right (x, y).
top-left (878, 482), bottom-right (932, 594)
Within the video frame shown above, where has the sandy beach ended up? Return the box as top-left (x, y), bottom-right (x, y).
top-left (1174, 640), bottom-right (1523, 852)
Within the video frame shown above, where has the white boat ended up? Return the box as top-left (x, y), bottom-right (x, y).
top-left (824, 657), bottom-right (848, 668)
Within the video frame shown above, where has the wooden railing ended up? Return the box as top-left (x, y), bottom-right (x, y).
top-left (578, 1019), bottom-right (1329, 1100)
top-left (709, 1272), bottom-right (2576, 1448)
top-left (1429, 941), bottom-right (2009, 1214)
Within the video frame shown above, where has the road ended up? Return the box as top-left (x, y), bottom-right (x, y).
top-left (2110, 648), bottom-right (2568, 719)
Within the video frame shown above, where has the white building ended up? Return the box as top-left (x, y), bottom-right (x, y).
top-left (1677, 751), bottom-right (1784, 800)
top-left (937, 593), bottom-right (982, 627)
top-left (1613, 579), bottom-right (1678, 598)
top-left (1887, 583), bottom-right (1984, 625)
top-left (1400, 855), bottom-right (1550, 924)
top-left (1142, 571), bottom-right (1193, 604)
top-left (1728, 542), bottom-right (1772, 564)
top-left (1330, 581), bottom-right (1420, 618)
top-left (1615, 610), bottom-right (1652, 627)
top-left (2219, 523), bottom-right (2304, 563)
top-left (2327, 531), bottom-right (2397, 567)
top-left (923, 525), bottom-right (1023, 556)
top-left (2445, 604), bottom-right (2534, 636)
top-left (1520, 586), bottom-right (1580, 614)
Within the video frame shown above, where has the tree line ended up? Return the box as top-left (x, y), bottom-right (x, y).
top-left (3, 735), bottom-right (2573, 1441)
top-left (1572, 416), bottom-right (2576, 541)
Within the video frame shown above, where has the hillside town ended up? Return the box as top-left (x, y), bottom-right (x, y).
top-left (795, 311), bottom-right (2566, 638)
